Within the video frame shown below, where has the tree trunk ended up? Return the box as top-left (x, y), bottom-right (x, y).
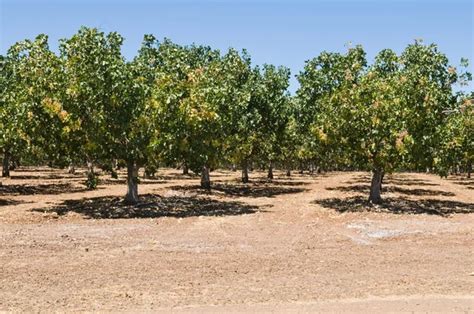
top-left (267, 161), bottom-right (274, 180)
top-left (380, 171), bottom-right (385, 191)
top-left (231, 164), bottom-right (237, 172)
top-left (2, 151), bottom-right (10, 177)
top-left (368, 168), bottom-right (383, 204)
top-left (85, 161), bottom-right (98, 190)
top-left (68, 163), bottom-right (76, 174)
top-left (11, 157), bottom-right (20, 169)
top-left (467, 161), bottom-right (471, 179)
top-left (200, 165), bottom-right (211, 189)
top-left (182, 162), bottom-right (189, 175)
top-left (298, 161), bottom-right (304, 174)
top-left (125, 161), bottom-right (139, 204)
top-left (87, 161), bottom-right (94, 176)
top-left (111, 159), bottom-right (118, 179)
top-left (241, 159), bottom-right (249, 183)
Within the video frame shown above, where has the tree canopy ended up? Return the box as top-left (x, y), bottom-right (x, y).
top-left (1, 28), bottom-right (471, 204)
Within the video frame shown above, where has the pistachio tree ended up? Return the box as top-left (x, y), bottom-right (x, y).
top-left (60, 27), bottom-right (152, 203)
top-left (435, 96), bottom-right (473, 177)
top-left (11, 35), bottom-right (69, 168)
top-left (248, 64), bottom-right (291, 180)
top-left (60, 27), bottom-right (122, 181)
top-left (150, 39), bottom-right (220, 178)
top-left (298, 42), bottom-right (463, 203)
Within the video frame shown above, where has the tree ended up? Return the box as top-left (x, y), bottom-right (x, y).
top-left (435, 96), bottom-right (473, 178)
top-left (297, 42), bottom-right (464, 203)
top-left (250, 65), bottom-right (291, 180)
top-left (60, 27), bottom-right (122, 183)
top-left (11, 35), bottom-right (69, 168)
top-left (150, 39), bottom-right (221, 180)
top-left (60, 27), bottom-right (153, 203)
top-left (152, 47), bottom-right (251, 188)
top-left (0, 43), bottom-right (35, 177)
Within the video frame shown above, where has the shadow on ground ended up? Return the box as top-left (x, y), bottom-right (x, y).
top-left (448, 179), bottom-right (473, 189)
top-left (170, 181), bottom-right (308, 198)
top-left (31, 194), bottom-right (261, 219)
top-left (326, 184), bottom-right (455, 197)
top-left (213, 178), bottom-right (311, 186)
top-left (0, 198), bottom-right (31, 206)
top-left (313, 196), bottom-right (473, 216)
top-left (346, 177), bottom-right (440, 187)
top-left (0, 183), bottom-right (90, 196)
top-left (10, 174), bottom-right (83, 180)
top-left (99, 178), bottom-right (168, 186)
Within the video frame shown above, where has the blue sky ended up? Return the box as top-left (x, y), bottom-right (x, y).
top-left (1, 0), bottom-right (473, 93)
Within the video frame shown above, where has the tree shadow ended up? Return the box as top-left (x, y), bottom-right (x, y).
top-left (214, 179), bottom-right (310, 187)
top-left (256, 179), bottom-right (311, 186)
top-left (99, 178), bottom-right (167, 186)
top-left (383, 179), bottom-right (440, 187)
top-left (170, 182), bottom-right (307, 198)
top-left (31, 194), bottom-right (261, 219)
top-left (0, 198), bottom-right (30, 206)
top-left (10, 174), bottom-right (82, 180)
top-left (326, 184), bottom-right (455, 197)
top-left (153, 174), bottom-right (199, 181)
top-left (12, 168), bottom-right (57, 173)
top-left (313, 196), bottom-right (473, 216)
top-left (0, 183), bottom-right (89, 196)
top-left (346, 177), bottom-right (440, 187)
top-left (448, 179), bottom-right (474, 190)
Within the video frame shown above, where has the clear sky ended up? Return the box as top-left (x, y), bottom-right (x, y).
top-left (1, 0), bottom-right (473, 93)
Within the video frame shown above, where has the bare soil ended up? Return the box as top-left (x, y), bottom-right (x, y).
top-left (0, 167), bottom-right (473, 312)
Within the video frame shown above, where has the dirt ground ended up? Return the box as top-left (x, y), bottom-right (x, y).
top-left (0, 167), bottom-right (473, 312)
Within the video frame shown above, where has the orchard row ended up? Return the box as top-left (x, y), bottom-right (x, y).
top-left (1, 27), bottom-right (472, 204)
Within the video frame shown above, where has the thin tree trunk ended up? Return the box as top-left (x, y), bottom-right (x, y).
top-left (267, 161), bottom-right (274, 180)
top-left (182, 161), bottom-right (189, 175)
top-left (111, 159), bottom-right (118, 179)
top-left (9, 158), bottom-right (16, 171)
top-left (87, 161), bottom-right (94, 176)
top-left (241, 159), bottom-right (249, 183)
top-left (85, 161), bottom-right (98, 190)
top-left (68, 163), bottom-right (76, 174)
top-left (125, 160), bottom-right (139, 204)
top-left (2, 151), bottom-right (10, 177)
top-left (298, 161), bottom-right (304, 174)
top-left (467, 161), bottom-right (471, 179)
top-left (368, 168), bottom-right (383, 204)
top-left (380, 171), bottom-right (385, 191)
top-left (11, 157), bottom-right (20, 169)
top-left (143, 167), bottom-right (151, 179)
top-left (200, 165), bottom-right (211, 189)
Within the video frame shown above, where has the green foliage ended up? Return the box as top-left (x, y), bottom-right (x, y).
top-left (435, 96), bottom-right (473, 176)
top-left (297, 42), bottom-right (469, 174)
top-left (85, 172), bottom-right (99, 190)
top-left (2, 28), bottom-right (471, 200)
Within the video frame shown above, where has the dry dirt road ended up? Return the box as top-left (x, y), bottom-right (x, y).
top-left (0, 167), bottom-right (473, 312)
